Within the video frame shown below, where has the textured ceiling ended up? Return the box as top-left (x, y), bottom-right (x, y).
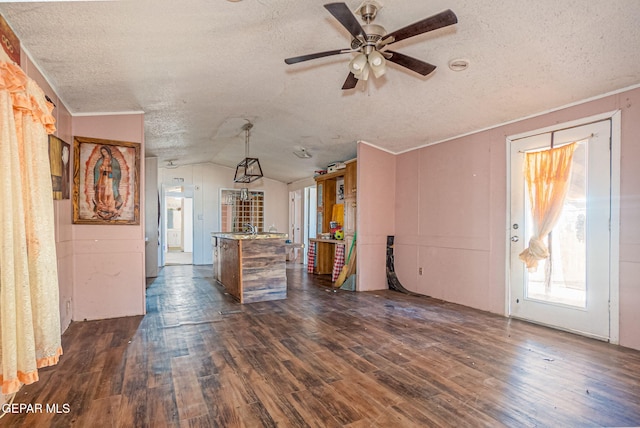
top-left (1, 0), bottom-right (640, 183)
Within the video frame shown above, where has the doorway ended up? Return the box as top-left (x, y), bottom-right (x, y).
top-left (285, 186), bottom-right (316, 266)
top-left (508, 116), bottom-right (619, 340)
top-left (304, 185), bottom-right (317, 264)
top-left (164, 185), bottom-right (194, 265)
top-left (289, 189), bottom-right (303, 263)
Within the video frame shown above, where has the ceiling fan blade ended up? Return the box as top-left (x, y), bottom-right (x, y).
top-left (385, 50), bottom-right (436, 76)
top-left (285, 49), bottom-right (352, 64)
top-left (342, 72), bottom-right (358, 90)
top-left (381, 9), bottom-right (457, 46)
top-left (324, 2), bottom-right (367, 41)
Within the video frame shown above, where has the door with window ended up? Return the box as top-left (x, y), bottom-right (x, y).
top-left (509, 119), bottom-right (611, 340)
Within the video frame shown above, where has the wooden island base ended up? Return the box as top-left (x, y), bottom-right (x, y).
top-left (212, 233), bottom-right (287, 303)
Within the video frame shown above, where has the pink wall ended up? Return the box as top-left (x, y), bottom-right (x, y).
top-left (357, 143), bottom-right (396, 291)
top-left (19, 52), bottom-right (145, 328)
top-left (390, 87), bottom-right (640, 351)
top-left (72, 115), bottom-right (146, 320)
top-left (395, 135), bottom-right (497, 310)
top-left (617, 89), bottom-right (640, 350)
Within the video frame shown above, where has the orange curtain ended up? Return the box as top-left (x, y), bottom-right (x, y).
top-left (518, 142), bottom-right (577, 272)
top-left (0, 58), bottom-right (62, 395)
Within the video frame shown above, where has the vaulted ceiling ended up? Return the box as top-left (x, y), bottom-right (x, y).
top-left (2, 0), bottom-right (639, 183)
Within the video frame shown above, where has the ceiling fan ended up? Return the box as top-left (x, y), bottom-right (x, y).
top-left (284, 1), bottom-right (458, 90)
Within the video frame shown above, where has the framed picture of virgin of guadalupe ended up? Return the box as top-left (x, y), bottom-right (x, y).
top-left (72, 136), bottom-right (140, 225)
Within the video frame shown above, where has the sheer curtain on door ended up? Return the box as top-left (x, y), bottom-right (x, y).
top-left (0, 55), bottom-right (62, 395)
top-left (518, 142), bottom-right (577, 274)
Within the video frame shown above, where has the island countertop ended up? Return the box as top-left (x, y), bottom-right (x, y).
top-left (211, 232), bottom-right (288, 240)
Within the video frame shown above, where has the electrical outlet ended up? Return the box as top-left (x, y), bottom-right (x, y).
top-left (418, 267), bottom-right (423, 275)
top-left (66, 300), bottom-right (71, 314)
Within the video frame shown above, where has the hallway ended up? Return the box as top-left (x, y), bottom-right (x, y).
top-left (4, 265), bottom-right (640, 427)
top-left (164, 251), bottom-right (193, 266)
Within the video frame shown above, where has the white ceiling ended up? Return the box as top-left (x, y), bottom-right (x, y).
top-left (2, 0), bottom-right (640, 183)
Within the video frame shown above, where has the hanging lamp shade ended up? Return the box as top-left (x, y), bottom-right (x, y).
top-left (234, 157), bottom-right (263, 183)
top-left (234, 121), bottom-right (263, 183)
top-left (368, 50), bottom-right (386, 78)
top-left (349, 53), bottom-right (367, 75)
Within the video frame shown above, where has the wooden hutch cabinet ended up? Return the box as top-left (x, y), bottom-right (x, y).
top-left (311, 159), bottom-right (357, 277)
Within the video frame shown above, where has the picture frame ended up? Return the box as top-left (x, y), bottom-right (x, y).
top-left (73, 136), bottom-right (140, 225)
top-left (48, 135), bottom-right (70, 200)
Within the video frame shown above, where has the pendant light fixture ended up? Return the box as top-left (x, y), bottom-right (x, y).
top-left (240, 187), bottom-right (250, 201)
top-left (233, 121), bottom-right (263, 183)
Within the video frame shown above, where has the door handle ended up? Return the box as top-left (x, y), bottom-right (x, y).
top-left (511, 236), bottom-right (519, 242)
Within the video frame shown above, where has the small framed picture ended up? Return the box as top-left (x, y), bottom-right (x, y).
top-left (48, 135), bottom-right (70, 200)
top-left (73, 136), bottom-right (140, 225)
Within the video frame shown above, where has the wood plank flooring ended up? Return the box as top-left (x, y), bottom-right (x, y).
top-left (3, 264), bottom-right (640, 427)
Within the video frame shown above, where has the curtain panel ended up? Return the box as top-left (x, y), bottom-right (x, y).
top-left (518, 142), bottom-right (577, 272)
top-left (0, 60), bottom-right (62, 395)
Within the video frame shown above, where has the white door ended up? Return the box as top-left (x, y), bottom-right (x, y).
top-left (509, 119), bottom-right (611, 340)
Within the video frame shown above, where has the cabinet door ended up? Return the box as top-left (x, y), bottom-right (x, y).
top-left (344, 161), bottom-right (357, 198)
top-left (220, 239), bottom-right (241, 301)
top-left (344, 197), bottom-right (356, 235)
top-left (322, 178), bottom-right (337, 233)
top-left (212, 238), bottom-right (220, 282)
top-left (314, 241), bottom-right (335, 275)
top-left (317, 182), bottom-right (323, 207)
top-left (317, 212), bottom-right (323, 235)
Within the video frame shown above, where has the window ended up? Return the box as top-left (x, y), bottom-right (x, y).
top-left (220, 189), bottom-right (264, 232)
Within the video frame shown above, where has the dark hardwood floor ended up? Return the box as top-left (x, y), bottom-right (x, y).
top-left (3, 264), bottom-right (640, 427)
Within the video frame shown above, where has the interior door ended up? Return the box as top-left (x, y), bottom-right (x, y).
top-left (509, 119), bottom-right (611, 340)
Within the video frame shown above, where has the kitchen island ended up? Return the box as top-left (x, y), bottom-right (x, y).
top-left (211, 232), bottom-right (288, 303)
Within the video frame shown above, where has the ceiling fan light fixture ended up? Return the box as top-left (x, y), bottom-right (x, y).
top-left (371, 64), bottom-right (385, 78)
top-left (354, 63), bottom-right (370, 81)
top-left (368, 50), bottom-right (386, 77)
top-left (349, 53), bottom-right (368, 73)
top-left (368, 50), bottom-right (384, 67)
